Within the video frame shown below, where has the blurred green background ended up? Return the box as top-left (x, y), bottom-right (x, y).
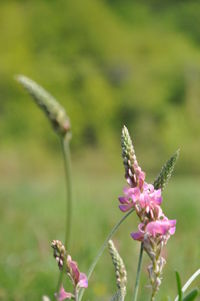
top-left (0, 1), bottom-right (199, 300)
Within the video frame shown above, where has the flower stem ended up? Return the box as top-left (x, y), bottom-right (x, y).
top-left (56, 135), bottom-right (72, 293)
top-left (132, 243), bottom-right (144, 301)
top-left (78, 208), bottom-right (134, 301)
top-left (74, 288), bottom-right (79, 301)
top-left (61, 136), bottom-right (72, 249)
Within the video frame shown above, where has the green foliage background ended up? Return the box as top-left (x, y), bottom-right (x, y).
top-left (1, 0), bottom-right (200, 173)
top-left (0, 1), bottom-right (200, 301)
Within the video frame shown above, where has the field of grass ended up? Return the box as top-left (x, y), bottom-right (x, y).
top-left (0, 151), bottom-right (199, 301)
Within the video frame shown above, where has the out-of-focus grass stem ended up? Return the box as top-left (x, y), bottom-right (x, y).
top-left (132, 243), bottom-right (144, 301)
top-left (56, 135), bottom-right (72, 294)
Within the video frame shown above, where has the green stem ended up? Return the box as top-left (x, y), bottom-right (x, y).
top-left (132, 243), bottom-right (144, 301)
top-left (74, 288), bottom-right (79, 301)
top-left (78, 208), bottom-right (134, 301)
top-left (61, 136), bottom-right (72, 249)
top-left (56, 135), bottom-right (72, 294)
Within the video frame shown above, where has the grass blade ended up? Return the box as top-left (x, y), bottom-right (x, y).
top-left (183, 289), bottom-right (199, 301)
top-left (175, 271), bottom-right (183, 301)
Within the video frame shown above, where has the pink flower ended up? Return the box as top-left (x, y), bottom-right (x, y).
top-left (118, 187), bottom-right (140, 212)
top-left (146, 219), bottom-right (176, 237)
top-left (131, 223), bottom-right (145, 241)
top-left (55, 286), bottom-right (73, 301)
top-left (137, 184), bottom-right (163, 219)
top-left (119, 182), bottom-right (162, 219)
top-left (134, 165), bottom-right (145, 189)
top-left (67, 256), bottom-right (88, 288)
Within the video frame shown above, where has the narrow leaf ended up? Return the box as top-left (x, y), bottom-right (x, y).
top-left (183, 289), bottom-right (199, 301)
top-left (16, 75), bottom-right (71, 137)
top-left (175, 269), bottom-right (200, 301)
top-left (153, 149), bottom-right (179, 190)
top-left (176, 271), bottom-right (183, 301)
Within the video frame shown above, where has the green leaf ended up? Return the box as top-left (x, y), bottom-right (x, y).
top-left (183, 289), bottom-right (199, 301)
top-left (176, 271), bottom-right (183, 301)
top-left (153, 149), bottom-right (179, 190)
top-left (175, 270), bottom-right (200, 301)
top-left (16, 75), bottom-right (71, 137)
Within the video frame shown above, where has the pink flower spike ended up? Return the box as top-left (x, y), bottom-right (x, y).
top-left (78, 273), bottom-right (88, 288)
top-left (55, 286), bottom-right (73, 301)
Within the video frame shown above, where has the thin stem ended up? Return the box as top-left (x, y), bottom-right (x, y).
top-left (61, 136), bottom-right (72, 249)
top-left (56, 135), bottom-right (72, 294)
top-left (132, 243), bottom-right (144, 301)
top-left (74, 288), bottom-right (79, 301)
top-left (78, 208), bottom-right (134, 301)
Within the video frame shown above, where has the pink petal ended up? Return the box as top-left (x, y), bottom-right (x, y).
top-left (131, 231), bottom-right (144, 241)
top-left (55, 286), bottom-right (72, 301)
top-left (118, 196), bottom-right (127, 204)
top-left (146, 219), bottom-right (176, 237)
top-left (119, 204), bottom-right (133, 212)
top-left (78, 273), bottom-right (88, 288)
top-left (67, 256), bottom-right (80, 285)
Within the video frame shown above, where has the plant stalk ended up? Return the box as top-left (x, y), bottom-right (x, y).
top-left (56, 135), bottom-right (72, 294)
top-left (78, 208), bottom-right (135, 301)
top-left (132, 243), bottom-right (144, 301)
top-left (61, 136), bottom-right (72, 249)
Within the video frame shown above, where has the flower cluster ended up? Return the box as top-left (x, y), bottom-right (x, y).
top-left (119, 126), bottom-right (176, 300)
top-left (51, 240), bottom-right (88, 301)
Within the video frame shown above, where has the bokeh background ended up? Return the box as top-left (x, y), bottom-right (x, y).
top-left (0, 1), bottom-right (199, 300)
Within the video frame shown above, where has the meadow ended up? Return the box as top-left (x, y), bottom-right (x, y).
top-left (0, 150), bottom-right (199, 301)
top-left (1, 1), bottom-right (200, 300)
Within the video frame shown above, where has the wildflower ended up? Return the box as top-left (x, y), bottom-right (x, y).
top-left (146, 218), bottom-right (176, 238)
top-left (67, 255), bottom-right (88, 289)
top-left (118, 187), bottom-right (140, 212)
top-left (51, 240), bottom-right (88, 300)
top-left (119, 126), bottom-right (177, 299)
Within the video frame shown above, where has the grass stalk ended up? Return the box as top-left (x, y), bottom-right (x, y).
top-left (56, 135), bottom-right (72, 293)
top-left (132, 243), bottom-right (144, 301)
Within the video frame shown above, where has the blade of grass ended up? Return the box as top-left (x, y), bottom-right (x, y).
top-left (175, 271), bottom-right (183, 301)
top-left (175, 269), bottom-right (200, 301)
